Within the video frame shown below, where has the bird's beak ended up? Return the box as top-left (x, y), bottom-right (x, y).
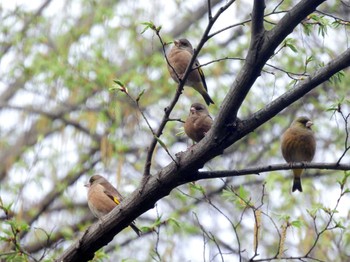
top-left (190, 106), bottom-right (196, 114)
top-left (174, 39), bottom-right (180, 47)
top-left (84, 183), bottom-right (90, 188)
top-left (306, 121), bottom-right (313, 128)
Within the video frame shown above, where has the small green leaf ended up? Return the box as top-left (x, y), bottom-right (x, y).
top-left (142, 217), bottom-right (162, 231)
top-left (154, 136), bottom-right (167, 151)
top-left (237, 185), bottom-right (249, 201)
top-left (335, 221), bottom-right (345, 229)
top-left (61, 226), bottom-right (74, 238)
top-left (343, 188), bottom-right (350, 194)
top-left (189, 183), bottom-right (205, 194)
top-left (176, 129), bottom-right (185, 137)
top-left (277, 214), bottom-right (291, 222)
top-left (321, 207), bottom-right (332, 214)
top-left (136, 89), bottom-right (145, 102)
top-left (141, 21), bottom-right (156, 34)
top-left (221, 189), bottom-right (236, 202)
top-left (306, 55), bottom-right (314, 64)
top-left (287, 43), bottom-right (298, 53)
top-left (283, 38), bottom-right (298, 53)
top-left (110, 79), bottom-right (128, 93)
top-left (113, 79), bottom-right (125, 87)
top-left (168, 217), bottom-right (181, 228)
top-left (290, 220), bottom-right (303, 228)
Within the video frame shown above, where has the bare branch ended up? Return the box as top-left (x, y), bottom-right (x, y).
top-left (194, 162), bottom-right (350, 181)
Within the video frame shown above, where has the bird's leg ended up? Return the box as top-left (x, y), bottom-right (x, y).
top-left (289, 162), bottom-right (295, 169)
top-left (187, 140), bottom-right (196, 149)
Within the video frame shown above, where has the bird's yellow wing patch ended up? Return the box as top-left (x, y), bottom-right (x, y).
top-left (113, 196), bottom-right (120, 205)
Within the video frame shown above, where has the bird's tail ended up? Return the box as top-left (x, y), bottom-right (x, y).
top-left (193, 82), bottom-right (214, 106)
top-left (292, 169), bottom-right (303, 192)
top-left (129, 222), bottom-right (142, 236)
top-left (201, 91), bottom-right (215, 106)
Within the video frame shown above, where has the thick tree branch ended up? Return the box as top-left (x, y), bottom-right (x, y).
top-left (251, 0), bottom-right (266, 39)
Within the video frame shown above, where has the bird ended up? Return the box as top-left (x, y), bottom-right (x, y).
top-left (166, 38), bottom-right (214, 106)
top-left (281, 116), bottom-right (316, 192)
top-left (184, 102), bottom-right (213, 143)
top-left (85, 174), bottom-right (141, 236)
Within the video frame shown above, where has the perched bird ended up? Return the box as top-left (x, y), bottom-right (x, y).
top-left (281, 116), bottom-right (316, 192)
top-left (184, 103), bottom-right (213, 143)
top-left (85, 174), bottom-right (141, 236)
top-left (167, 38), bottom-right (214, 106)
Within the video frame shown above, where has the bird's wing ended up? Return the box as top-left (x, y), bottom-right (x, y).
top-left (100, 182), bottom-right (124, 204)
top-left (194, 59), bottom-right (208, 92)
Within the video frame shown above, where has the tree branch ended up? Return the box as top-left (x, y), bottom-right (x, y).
top-left (192, 162), bottom-right (350, 181)
top-left (251, 0), bottom-right (266, 39)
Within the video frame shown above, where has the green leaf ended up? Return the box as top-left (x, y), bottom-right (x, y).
top-left (136, 89), bottom-right (145, 103)
top-left (306, 55), bottom-right (314, 64)
top-left (61, 226), bottom-right (74, 239)
top-left (283, 38), bottom-right (298, 53)
top-left (221, 189), bottom-right (236, 202)
top-left (277, 214), bottom-right (291, 222)
top-left (343, 188), bottom-right (350, 194)
top-left (176, 129), bottom-right (185, 137)
top-left (334, 221), bottom-right (345, 229)
top-left (237, 185), bottom-right (249, 202)
top-left (145, 216), bottom-right (162, 229)
top-left (154, 135), bottom-right (168, 151)
top-left (92, 249), bottom-right (110, 262)
top-left (168, 217), bottom-right (181, 228)
top-left (189, 183), bottom-right (205, 194)
top-left (110, 79), bottom-right (128, 93)
top-left (290, 220), bottom-right (303, 228)
top-left (140, 21), bottom-right (155, 34)
top-left (321, 207), bottom-right (332, 215)
top-left (15, 220), bottom-right (29, 232)
top-left (307, 207), bottom-right (318, 218)
top-left (286, 43), bottom-right (298, 53)
top-left (113, 79), bottom-right (125, 87)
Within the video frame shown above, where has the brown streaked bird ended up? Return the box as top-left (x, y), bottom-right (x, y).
top-left (184, 102), bottom-right (213, 143)
top-left (281, 116), bottom-right (316, 192)
top-left (85, 174), bottom-right (141, 236)
top-left (167, 38), bottom-right (214, 106)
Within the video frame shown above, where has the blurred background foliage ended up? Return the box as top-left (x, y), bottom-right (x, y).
top-left (0, 0), bottom-right (350, 261)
